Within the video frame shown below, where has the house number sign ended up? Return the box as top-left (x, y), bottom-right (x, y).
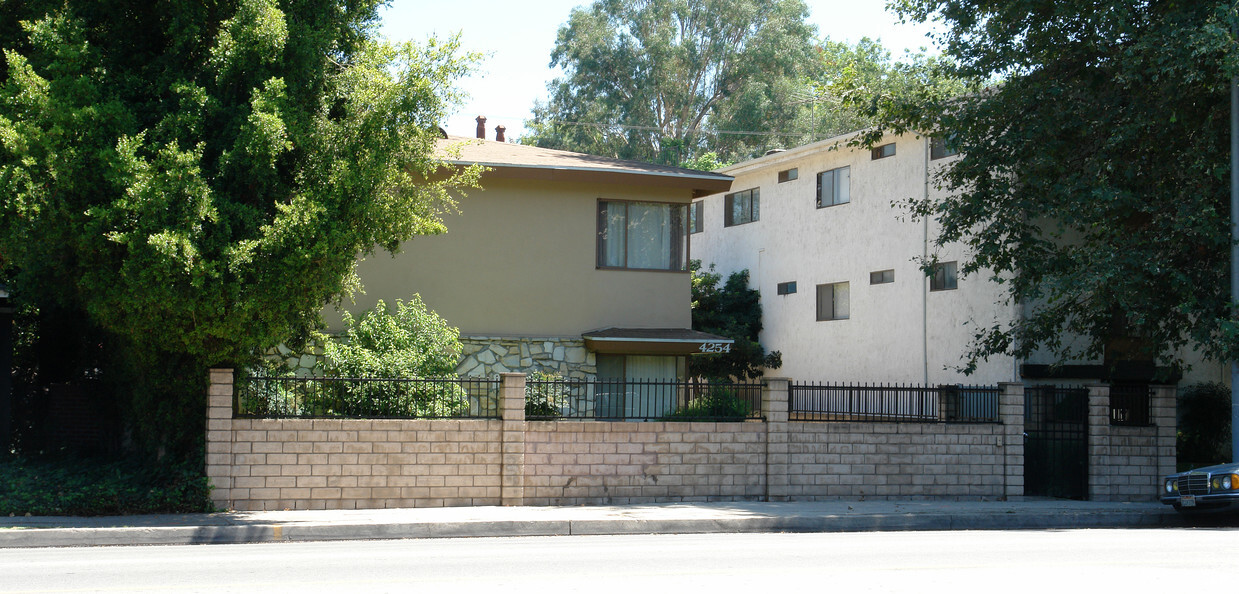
top-left (698, 342), bottom-right (731, 354)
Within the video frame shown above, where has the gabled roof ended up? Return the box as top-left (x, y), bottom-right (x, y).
top-left (437, 136), bottom-right (733, 198)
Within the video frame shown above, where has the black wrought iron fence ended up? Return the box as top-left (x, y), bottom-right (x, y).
top-left (789, 382), bottom-right (1001, 423)
top-left (235, 374), bottom-right (500, 419)
top-left (524, 378), bottom-right (763, 421)
top-left (1108, 383), bottom-right (1152, 426)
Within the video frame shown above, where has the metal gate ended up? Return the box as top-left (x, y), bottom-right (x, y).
top-left (1024, 386), bottom-right (1089, 499)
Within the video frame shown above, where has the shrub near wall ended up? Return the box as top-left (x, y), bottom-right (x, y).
top-left (0, 455), bottom-right (212, 516)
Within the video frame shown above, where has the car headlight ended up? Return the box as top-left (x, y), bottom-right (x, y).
top-left (1211, 474), bottom-right (1238, 491)
top-left (1165, 479), bottom-right (1177, 493)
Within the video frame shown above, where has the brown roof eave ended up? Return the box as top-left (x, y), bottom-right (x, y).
top-left (439, 162), bottom-right (731, 197)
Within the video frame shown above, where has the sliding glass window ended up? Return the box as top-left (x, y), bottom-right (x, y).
top-left (597, 200), bottom-right (688, 271)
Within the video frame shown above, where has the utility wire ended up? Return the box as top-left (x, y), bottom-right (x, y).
top-left (533, 119), bottom-right (854, 139)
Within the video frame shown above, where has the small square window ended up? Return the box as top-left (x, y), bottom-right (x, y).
top-left (778, 168), bottom-right (798, 183)
top-left (871, 143), bottom-right (896, 160)
top-left (931, 136), bottom-right (959, 160)
top-left (930, 261), bottom-right (958, 291)
top-left (690, 201), bottom-right (703, 234)
top-left (870, 269), bottom-right (894, 284)
top-left (777, 281), bottom-right (797, 295)
top-left (816, 166), bottom-right (850, 208)
top-left (816, 282), bottom-right (849, 321)
top-left (724, 188), bottom-right (759, 227)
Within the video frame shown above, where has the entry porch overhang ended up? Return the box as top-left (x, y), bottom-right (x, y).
top-left (581, 328), bottom-right (733, 356)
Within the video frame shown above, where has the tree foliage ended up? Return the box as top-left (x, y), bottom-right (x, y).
top-left (318, 296), bottom-right (468, 417)
top-left (689, 261), bottom-right (781, 380)
top-left (812, 37), bottom-right (966, 137)
top-left (1176, 382), bottom-right (1232, 466)
top-left (325, 296), bottom-right (462, 380)
top-left (523, 0), bottom-right (821, 165)
top-left (0, 0), bottom-right (480, 455)
top-left (843, 0), bottom-right (1238, 372)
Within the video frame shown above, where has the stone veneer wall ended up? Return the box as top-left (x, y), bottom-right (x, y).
top-left (456, 336), bottom-right (596, 379)
top-left (265, 335), bottom-right (597, 379)
top-left (206, 373), bottom-right (1170, 511)
top-left (268, 342), bottom-right (326, 377)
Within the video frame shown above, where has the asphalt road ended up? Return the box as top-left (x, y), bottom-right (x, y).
top-left (2, 528), bottom-right (1236, 593)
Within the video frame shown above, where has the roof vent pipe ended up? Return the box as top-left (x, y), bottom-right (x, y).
top-left (495, 125), bottom-right (506, 143)
top-left (475, 116), bottom-right (487, 139)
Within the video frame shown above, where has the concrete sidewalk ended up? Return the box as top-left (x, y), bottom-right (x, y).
top-left (0, 499), bottom-right (1207, 549)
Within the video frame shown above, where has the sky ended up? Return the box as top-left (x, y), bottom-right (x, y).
top-left (378, 0), bottom-right (942, 140)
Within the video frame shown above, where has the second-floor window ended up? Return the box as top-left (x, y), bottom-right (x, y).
top-left (817, 166), bottom-right (850, 208)
top-left (931, 136), bottom-right (960, 160)
top-left (597, 200), bottom-right (688, 271)
top-left (930, 261), bottom-right (958, 291)
top-left (870, 269), bottom-right (894, 284)
top-left (816, 282), bottom-right (850, 321)
top-left (724, 188), bottom-right (759, 227)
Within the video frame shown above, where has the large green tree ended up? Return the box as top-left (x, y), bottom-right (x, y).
top-left (846, 1), bottom-right (1237, 373)
top-left (522, 0), bottom-right (821, 165)
top-left (0, 0), bottom-right (479, 454)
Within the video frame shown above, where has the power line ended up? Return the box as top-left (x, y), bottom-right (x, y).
top-left (534, 119), bottom-right (847, 139)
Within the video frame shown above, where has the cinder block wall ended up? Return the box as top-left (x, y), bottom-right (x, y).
top-left (1087, 385), bottom-right (1177, 502)
top-left (206, 371), bottom-right (1164, 511)
top-left (778, 383), bottom-right (1025, 501)
top-left (784, 422), bottom-right (1008, 499)
top-left (218, 418), bottom-right (504, 511)
top-left (207, 370), bottom-right (509, 511)
top-left (521, 421), bottom-right (768, 505)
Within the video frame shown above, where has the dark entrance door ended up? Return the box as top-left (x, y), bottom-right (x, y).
top-left (1024, 386), bottom-right (1089, 499)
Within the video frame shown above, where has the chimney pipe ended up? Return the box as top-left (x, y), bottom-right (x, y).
top-left (475, 116), bottom-right (487, 139)
top-left (495, 125), bottom-right (506, 143)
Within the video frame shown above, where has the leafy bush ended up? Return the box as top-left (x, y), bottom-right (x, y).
top-left (665, 386), bottom-right (753, 420)
top-left (1177, 382), bottom-right (1232, 467)
top-left (317, 296), bottom-right (468, 417)
top-left (690, 261), bottom-right (782, 380)
top-left (0, 454), bottom-right (213, 516)
top-left (525, 371), bottom-right (563, 418)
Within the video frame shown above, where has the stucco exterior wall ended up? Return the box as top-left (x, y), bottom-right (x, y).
top-left (333, 178), bottom-right (692, 337)
top-left (692, 135), bottom-right (1016, 385)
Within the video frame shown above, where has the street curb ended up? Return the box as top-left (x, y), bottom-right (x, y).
top-left (0, 509), bottom-right (1186, 549)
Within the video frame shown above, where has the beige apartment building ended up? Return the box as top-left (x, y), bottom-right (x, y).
top-left (338, 131), bottom-right (735, 383)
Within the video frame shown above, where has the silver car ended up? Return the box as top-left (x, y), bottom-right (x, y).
top-left (1162, 463), bottom-right (1239, 512)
